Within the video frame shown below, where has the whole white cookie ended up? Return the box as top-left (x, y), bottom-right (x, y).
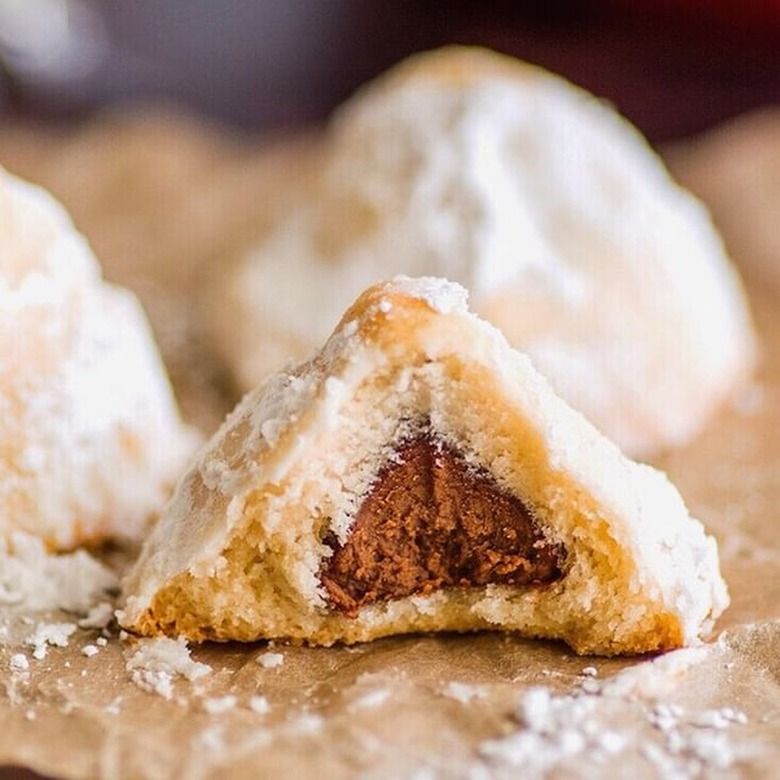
top-left (0, 168), bottom-right (197, 549)
top-left (213, 46), bottom-right (756, 457)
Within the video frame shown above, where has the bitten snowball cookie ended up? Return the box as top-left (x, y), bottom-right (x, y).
top-left (212, 46), bottom-right (756, 457)
top-left (124, 277), bottom-right (728, 656)
top-left (0, 168), bottom-right (197, 549)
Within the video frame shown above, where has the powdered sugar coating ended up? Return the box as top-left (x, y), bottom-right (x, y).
top-left (126, 637), bottom-right (211, 700)
top-left (381, 275), bottom-right (468, 314)
top-left (0, 168), bottom-right (197, 548)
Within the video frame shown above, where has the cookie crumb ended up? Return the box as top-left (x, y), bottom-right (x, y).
top-left (256, 651), bottom-right (284, 669)
top-left (441, 682), bottom-right (487, 704)
top-left (26, 622), bottom-right (77, 660)
top-left (249, 695), bottom-right (270, 714)
top-left (126, 637), bottom-right (211, 700)
top-left (349, 688), bottom-right (391, 712)
top-left (10, 653), bottom-right (29, 671)
top-left (78, 602), bottom-right (115, 630)
top-left (203, 696), bottom-right (237, 715)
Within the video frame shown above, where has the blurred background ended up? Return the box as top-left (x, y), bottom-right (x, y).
top-left (0, 0), bottom-right (778, 142)
top-left (0, 0), bottom-right (776, 435)
top-left (0, 0), bottom-right (775, 427)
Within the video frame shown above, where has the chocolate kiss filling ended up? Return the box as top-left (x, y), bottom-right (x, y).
top-left (320, 433), bottom-right (566, 617)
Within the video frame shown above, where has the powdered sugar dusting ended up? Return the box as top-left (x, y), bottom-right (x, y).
top-left (203, 695), bottom-right (237, 715)
top-left (26, 622), bottom-right (77, 660)
top-left (126, 637), bottom-right (211, 700)
top-left (249, 695), bottom-right (270, 714)
top-left (256, 651), bottom-right (284, 669)
top-left (348, 688), bottom-right (391, 712)
top-left (477, 647), bottom-right (751, 778)
top-left (77, 601), bottom-right (116, 630)
top-left (441, 682), bottom-right (487, 704)
top-left (384, 276), bottom-right (469, 314)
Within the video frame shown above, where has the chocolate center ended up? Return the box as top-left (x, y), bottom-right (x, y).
top-left (319, 433), bottom-right (566, 617)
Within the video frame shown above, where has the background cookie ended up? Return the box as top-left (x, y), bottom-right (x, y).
top-left (0, 167), bottom-right (197, 548)
top-left (211, 47), bottom-right (757, 458)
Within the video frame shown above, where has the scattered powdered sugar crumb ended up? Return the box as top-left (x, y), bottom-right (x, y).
top-left (515, 686), bottom-right (558, 733)
top-left (203, 696), bottom-right (237, 715)
top-left (131, 666), bottom-right (176, 701)
top-left (690, 708), bottom-right (748, 729)
top-left (596, 647), bottom-right (710, 700)
top-left (386, 276), bottom-right (468, 314)
top-left (10, 653), bottom-right (29, 671)
top-left (81, 644), bottom-right (99, 658)
top-left (477, 648), bottom-right (749, 778)
top-left (77, 601), bottom-right (115, 630)
top-left (256, 651), bottom-right (284, 669)
top-left (26, 622), bottom-right (77, 660)
top-left (287, 712), bottom-right (324, 735)
top-left (441, 682), bottom-right (488, 704)
top-left (105, 697), bottom-right (122, 715)
top-left (197, 724), bottom-right (225, 752)
top-left (249, 695), bottom-right (270, 715)
top-left (581, 666), bottom-right (598, 677)
top-left (581, 677), bottom-right (600, 694)
top-left (348, 688), bottom-right (391, 712)
top-left (126, 637), bottom-right (211, 700)
top-left (96, 636), bottom-right (108, 647)
top-left (649, 702), bottom-right (684, 733)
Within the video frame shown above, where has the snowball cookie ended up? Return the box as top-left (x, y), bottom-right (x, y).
top-left (124, 278), bottom-right (728, 656)
top-left (0, 167), bottom-right (198, 549)
top-left (211, 46), bottom-right (756, 458)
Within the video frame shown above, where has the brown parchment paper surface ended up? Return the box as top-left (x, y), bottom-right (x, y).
top-left (0, 111), bottom-right (778, 780)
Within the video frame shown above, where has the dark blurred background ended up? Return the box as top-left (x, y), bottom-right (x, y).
top-left (0, 0), bottom-right (778, 142)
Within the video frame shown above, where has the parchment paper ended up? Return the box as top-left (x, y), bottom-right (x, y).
top-left (0, 111), bottom-right (777, 780)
